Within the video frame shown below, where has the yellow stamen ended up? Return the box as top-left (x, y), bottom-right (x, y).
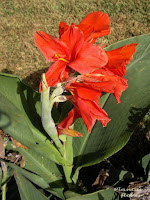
top-left (54, 54), bottom-right (69, 63)
top-left (58, 57), bottom-right (70, 63)
top-left (54, 54), bottom-right (59, 58)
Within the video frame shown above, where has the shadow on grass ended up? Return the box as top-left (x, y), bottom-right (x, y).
top-left (22, 67), bottom-right (49, 91)
top-left (1, 67), bottom-right (49, 92)
top-left (1, 69), bottom-right (14, 75)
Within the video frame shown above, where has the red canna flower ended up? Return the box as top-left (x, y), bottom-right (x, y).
top-left (59, 11), bottom-right (110, 43)
top-left (35, 25), bottom-right (108, 91)
top-left (35, 11), bottom-right (138, 135)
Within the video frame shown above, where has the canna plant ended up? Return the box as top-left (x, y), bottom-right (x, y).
top-left (0, 11), bottom-right (150, 200)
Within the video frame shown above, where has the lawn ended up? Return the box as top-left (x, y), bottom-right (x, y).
top-left (1, 0), bottom-right (150, 90)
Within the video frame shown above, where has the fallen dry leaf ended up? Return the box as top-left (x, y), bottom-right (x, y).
top-left (0, 134), bottom-right (5, 158)
top-left (92, 169), bottom-right (109, 188)
top-left (11, 137), bottom-right (29, 149)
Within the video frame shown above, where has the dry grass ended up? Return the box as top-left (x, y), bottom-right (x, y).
top-left (0, 0), bottom-right (150, 90)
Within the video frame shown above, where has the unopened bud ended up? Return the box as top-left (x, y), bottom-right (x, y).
top-left (52, 86), bottom-right (64, 98)
top-left (53, 95), bottom-right (67, 103)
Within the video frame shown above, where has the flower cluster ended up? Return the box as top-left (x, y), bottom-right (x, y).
top-left (35, 11), bottom-right (137, 134)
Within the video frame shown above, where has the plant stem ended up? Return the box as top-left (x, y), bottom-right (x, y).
top-left (63, 165), bottom-right (80, 193)
top-left (63, 165), bottom-right (73, 186)
top-left (1, 162), bottom-right (7, 200)
top-left (41, 74), bottom-right (64, 155)
top-left (63, 136), bottom-right (74, 189)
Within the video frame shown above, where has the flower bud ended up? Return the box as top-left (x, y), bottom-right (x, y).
top-left (53, 95), bottom-right (67, 103)
top-left (52, 86), bottom-right (64, 98)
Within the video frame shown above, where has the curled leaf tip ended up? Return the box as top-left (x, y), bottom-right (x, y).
top-left (60, 129), bottom-right (84, 137)
top-left (41, 73), bottom-right (48, 90)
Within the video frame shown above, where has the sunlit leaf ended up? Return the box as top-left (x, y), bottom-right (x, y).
top-left (0, 73), bottom-right (69, 165)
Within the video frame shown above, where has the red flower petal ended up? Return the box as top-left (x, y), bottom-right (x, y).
top-left (105, 43), bottom-right (138, 76)
top-left (67, 83), bottom-right (101, 101)
top-left (82, 99), bottom-right (110, 127)
top-left (65, 83), bottom-right (110, 133)
top-left (59, 22), bottom-right (94, 40)
top-left (88, 81), bottom-right (115, 93)
top-left (60, 25), bottom-right (84, 61)
top-left (58, 107), bottom-right (83, 137)
top-left (73, 95), bottom-right (110, 133)
top-left (88, 68), bottom-right (128, 103)
top-left (69, 42), bottom-right (108, 74)
top-left (58, 109), bottom-right (75, 131)
top-left (59, 66), bottom-right (70, 82)
top-left (75, 77), bottom-right (115, 93)
top-left (76, 23), bottom-right (94, 41)
top-left (34, 31), bottom-right (69, 61)
top-left (73, 97), bottom-right (96, 133)
top-left (46, 61), bottom-right (68, 86)
top-left (59, 21), bottom-right (69, 38)
top-left (59, 12), bottom-right (110, 43)
top-left (39, 61), bottom-right (67, 92)
top-left (79, 11), bottom-right (110, 40)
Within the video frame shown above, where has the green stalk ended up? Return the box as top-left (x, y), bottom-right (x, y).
top-left (62, 136), bottom-right (74, 189)
top-left (41, 74), bottom-right (64, 155)
top-left (41, 74), bottom-right (75, 189)
top-left (63, 165), bottom-right (73, 186)
top-left (1, 162), bottom-right (7, 200)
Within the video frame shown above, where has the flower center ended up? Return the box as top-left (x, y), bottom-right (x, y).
top-left (54, 54), bottom-right (69, 63)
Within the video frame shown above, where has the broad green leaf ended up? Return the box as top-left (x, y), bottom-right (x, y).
top-left (4, 140), bottom-right (65, 199)
top-left (4, 161), bottom-right (48, 188)
top-left (18, 148), bottom-right (63, 183)
top-left (0, 73), bottom-right (68, 165)
top-left (6, 162), bottom-right (65, 199)
top-left (66, 188), bottom-right (118, 200)
top-left (139, 154), bottom-right (150, 177)
top-left (18, 148), bottom-right (65, 198)
top-left (14, 171), bottom-right (48, 200)
top-left (72, 34), bottom-right (150, 182)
